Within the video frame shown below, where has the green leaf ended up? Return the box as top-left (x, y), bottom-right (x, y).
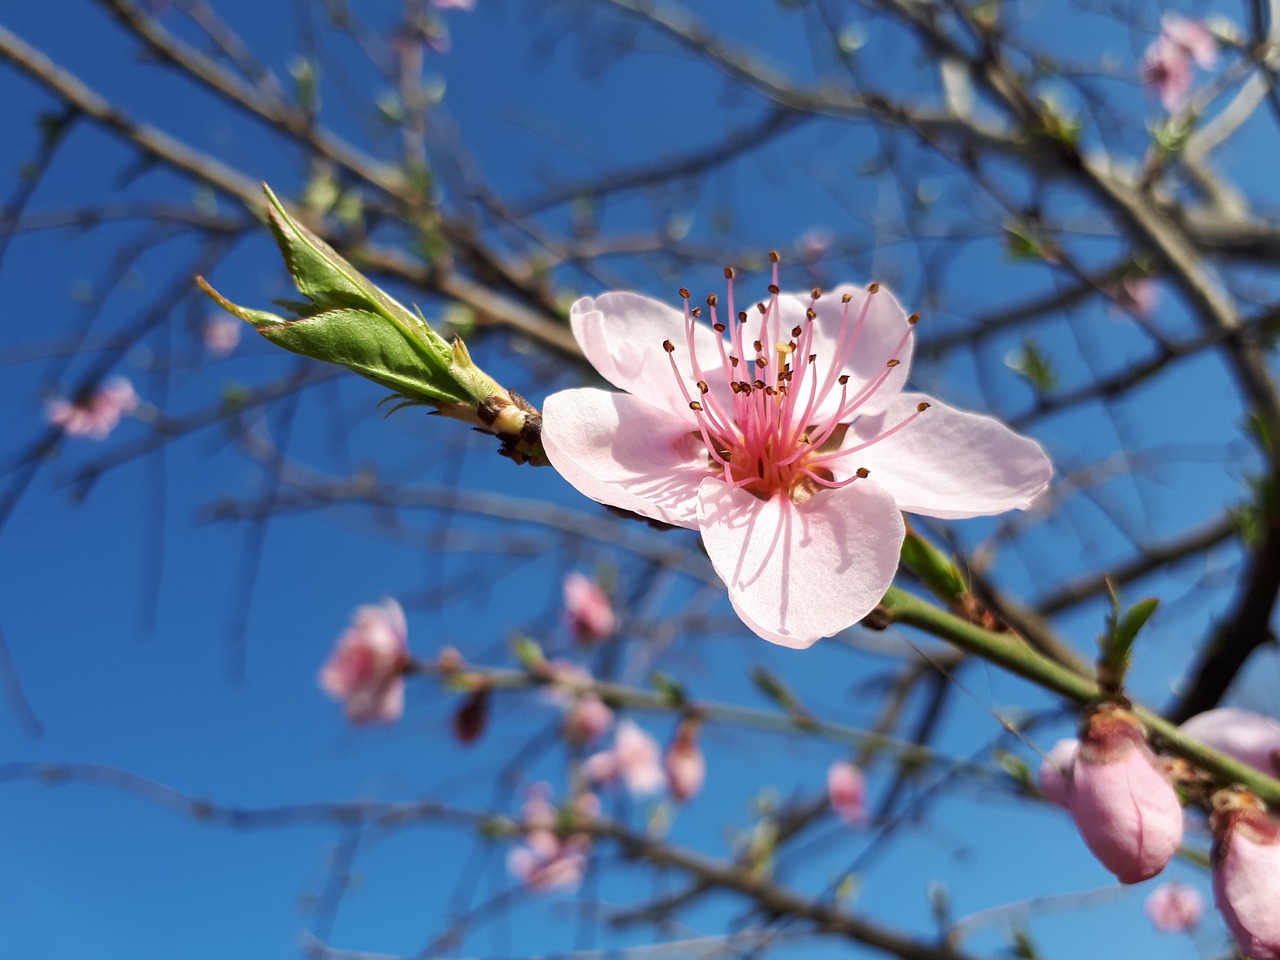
top-left (1005, 339), bottom-right (1058, 393)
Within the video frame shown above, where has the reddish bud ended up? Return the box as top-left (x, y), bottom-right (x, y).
top-left (453, 687), bottom-right (490, 744)
top-left (1144, 882), bottom-right (1204, 933)
top-left (1066, 704), bottom-right (1183, 883)
top-left (828, 760), bottom-right (868, 825)
top-left (563, 573), bottom-right (617, 644)
top-left (664, 719), bottom-right (706, 802)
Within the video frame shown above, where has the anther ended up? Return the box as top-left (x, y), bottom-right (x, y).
top-left (838, 374), bottom-right (850, 385)
top-left (662, 340), bottom-right (676, 353)
top-left (691, 307), bottom-right (702, 318)
top-left (721, 451), bottom-right (733, 461)
top-left (798, 433), bottom-right (810, 444)
top-left (731, 382), bottom-right (743, 394)
top-left (856, 467), bottom-right (870, 479)
top-left (812, 287), bottom-right (822, 300)
top-left (808, 353), bottom-right (817, 363)
top-left (724, 266), bottom-right (736, 280)
top-left (886, 359), bottom-right (900, 368)
top-left (768, 250), bottom-right (780, 263)
top-left (689, 401), bottom-right (703, 411)
top-left (867, 282), bottom-right (880, 294)
top-left (756, 357), bottom-right (767, 368)
top-left (767, 283), bottom-right (780, 295)
top-left (713, 322), bottom-right (726, 332)
top-left (754, 379), bottom-right (765, 389)
top-left (753, 340), bottom-right (763, 353)
top-left (916, 401), bottom-right (930, 412)
top-left (707, 293), bottom-right (718, 307)
top-left (696, 380), bottom-right (709, 394)
top-left (756, 302), bottom-right (768, 315)
top-left (730, 356), bottom-right (740, 367)
top-left (679, 287), bottom-right (691, 300)
top-left (841, 293), bottom-right (852, 303)
top-left (765, 386), bottom-right (777, 396)
top-left (738, 311), bottom-right (748, 323)
top-left (791, 326), bottom-right (803, 337)
top-left (805, 309), bottom-right (816, 320)
top-left (908, 312), bottom-right (921, 324)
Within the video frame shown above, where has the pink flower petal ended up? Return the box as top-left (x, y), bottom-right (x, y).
top-left (542, 388), bottom-right (707, 527)
top-left (1162, 14), bottom-right (1218, 69)
top-left (846, 392), bottom-right (1052, 519)
top-left (1038, 738), bottom-right (1078, 807)
top-left (697, 478), bottom-right (904, 648)
top-left (1180, 707), bottom-right (1280, 778)
top-left (569, 292), bottom-right (729, 422)
top-left (804, 284), bottom-right (914, 420)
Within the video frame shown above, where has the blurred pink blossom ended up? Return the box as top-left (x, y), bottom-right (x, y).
top-left (541, 265), bottom-right (1051, 647)
top-left (319, 599), bottom-right (410, 724)
top-left (46, 377), bottom-right (138, 440)
top-left (563, 572), bottom-right (616, 644)
top-left (507, 785), bottom-right (595, 892)
top-left (1037, 737), bottom-right (1078, 807)
top-left (1212, 789), bottom-right (1280, 959)
top-left (583, 719), bottom-right (665, 796)
top-left (1180, 707), bottom-right (1280, 778)
top-left (1142, 15), bottom-right (1218, 112)
top-left (1144, 882), bottom-right (1203, 933)
top-left (202, 317), bottom-right (242, 357)
top-left (664, 720), bottom-right (705, 802)
top-left (828, 760), bottom-right (868, 824)
top-left (1110, 277), bottom-right (1158, 320)
top-left (1066, 704), bottom-right (1183, 883)
top-left (564, 694), bottom-right (614, 746)
top-left (432, 0), bottom-right (475, 9)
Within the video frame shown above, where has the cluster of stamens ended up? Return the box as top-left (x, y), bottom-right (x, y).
top-left (661, 252), bottom-right (928, 502)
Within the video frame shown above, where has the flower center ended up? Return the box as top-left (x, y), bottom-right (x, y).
top-left (662, 253), bottom-right (928, 503)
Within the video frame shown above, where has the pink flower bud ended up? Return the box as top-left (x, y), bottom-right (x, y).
top-left (202, 317), bottom-right (242, 356)
top-left (1180, 708), bottom-right (1280, 778)
top-left (1145, 882), bottom-right (1203, 933)
top-left (563, 694), bottom-right (614, 746)
top-left (828, 760), bottom-right (868, 825)
top-left (452, 687), bottom-right (490, 744)
top-left (1066, 704), bottom-right (1183, 883)
top-left (319, 599), bottom-right (410, 724)
top-left (664, 719), bottom-right (706, 802)
top-left (563, 573), bottom-right (616, 644)
top-left (1212, 789), bottom-right (1280, 959)
top-left (1037, 738), bottom-right (1078, 807)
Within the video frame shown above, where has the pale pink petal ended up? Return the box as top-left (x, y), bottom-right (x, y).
top-left (1180, 707), bottom-right (1280, 778)
top-left (542, 388), bottom-right (708, 527)
top-left (1142, 36), bottom-right (1193, 113)
top-left (803, 284), bottom-right (915, 419)
top-left (1162, 14), bottom-right (1218, 69)
top-left (846, 393), bottom-right (1051, 519)
top-left (1214, 806), bottom-right (1280, 959)
top-left (697, 478), bottom-right (904, 648)
top-left (563, 573), bottom-right (616, 643)
top-left (1038, 738), bottom-right (1078, 807)
top-left (569, 292), bottom-right (728, 422)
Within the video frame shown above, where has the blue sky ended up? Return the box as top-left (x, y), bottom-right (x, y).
top-left (0, 1), bottom-right (1271, 958)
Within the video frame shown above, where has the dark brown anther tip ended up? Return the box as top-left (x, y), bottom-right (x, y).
top-left (768, 250), bottom-right (780, 263)
top-left (662, 339), bottom-right (676, 353)
top-left (767, 283), bottom-right (780, 295)
top-left (791, 326), bottom-right (803, 337)
top-left (811, 287), bottom-right (822, 299)
top-left (916, 401), bottom-right (930, 412)
top-left (855, 467), bottom-right (870, 479)
top-left (908, 312), bottom-right (921, 324)
top-left (691, 307), bottom-right (702, 318)
top-left (724, 266), bottom-right (736, 279)
top-left (838, 374), bottom-right (850, 385)
top-left (706, 293), bottom-right (718, 306)
top-left (679, 287), bottom-right (691, 300)
top-left (886, 358), bottom-right (900, 368)
top-left (713, 322), bottom-right (726, 332)
top-left (867, 281), bottom-right (880, 294)
top-left (841, 293), bottom-right (852, 303)
top-left (689, 401), bottom-right (703, 411)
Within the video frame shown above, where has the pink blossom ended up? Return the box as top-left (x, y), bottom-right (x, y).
top-left (1180, 707), bottom-right (1280, 778)
top-left (799, 228), bottom-right (834, 259)
top-left (1144, 882), bottom-right (1204, 933)
top-left (540, 263), bottom-right (1052, 647)
top-left (1212, 789), bottom-right (1280, 959)
top-left (1142, 15), bottom-right (1218, 112)
top-left (563, 572), bottom-right (617, 644)
top-left (1066, 704), bottom-right (1183, 884)
top-left (507, 785), bottom-right (594, 892)
top-left (664, 720), bottom-right (706, 802)
top-left (1037, 737), bottom-right (1078, 807)
top-left (46, 377), bottom-right (138, 440)
top-left (202, 317), bottom-right (242, 357)
top-left (319, 599), bottom-right (410, 723)
top-left (828, 760), bottom-right (868, 824)
top-left (583, 719), bottom-right (665, 796)
top-left (432, 0), bottom-right (475, 9)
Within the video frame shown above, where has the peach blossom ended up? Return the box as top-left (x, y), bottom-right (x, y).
top-left (583, 719), bottom-right (665, 796)
top-left (46, 377), bottom-right (138, 440)
top-left (541, 265), bottom-right (1051, 647)
top-left (664, 720), bottom-right (705, 802)
top-left (1037, 738), bottom-right (1078, 807)
top-left (1212, 789), bottom-right (1280, 959)
top-left (1180, 708), bottom-right (1280, 778)
top-left (563, 572), bottom-right (616, 643)
top-left (1144, 882), bottom-right (1203, 933)
top-left (319, 599), bottom-right (410, 723)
